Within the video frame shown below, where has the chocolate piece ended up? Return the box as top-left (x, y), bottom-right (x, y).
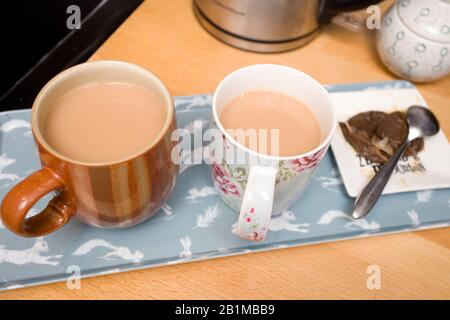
top-left (348, 111), bottom-right (386, 138)
top-left (340, 110), bottom-right (424, 164)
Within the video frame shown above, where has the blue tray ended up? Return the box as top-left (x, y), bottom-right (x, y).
top-left (1, 81), bottom-right (449, 291)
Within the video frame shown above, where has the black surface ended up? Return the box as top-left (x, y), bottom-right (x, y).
top-left (0, 0), bottom-right (143, 111)
top-left (319, 0), bottom-right (384, 24)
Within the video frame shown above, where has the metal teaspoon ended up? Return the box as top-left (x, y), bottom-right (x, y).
top-left (352, 106), bottom-right (440, 219)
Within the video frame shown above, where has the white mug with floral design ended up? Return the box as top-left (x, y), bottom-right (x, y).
top-left (210, 64), bottom-right (337, 241)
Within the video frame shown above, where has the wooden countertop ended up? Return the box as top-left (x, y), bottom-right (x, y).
top-left (3, 0), bottom-right (450, 299)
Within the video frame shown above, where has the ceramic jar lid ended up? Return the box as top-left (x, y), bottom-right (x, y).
top-left (397, 0), bottom-right (450, 43)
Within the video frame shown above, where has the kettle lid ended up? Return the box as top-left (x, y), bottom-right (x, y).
top-left (397, 0), bottom-right (450, 43)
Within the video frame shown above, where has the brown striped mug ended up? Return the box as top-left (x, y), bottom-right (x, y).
top-left (0, 61), bottom-right (178, 237)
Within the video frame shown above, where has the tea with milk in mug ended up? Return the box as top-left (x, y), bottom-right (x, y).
top-left (43, 81), bottom-right (166, 163)
top-left (219, 91), bottom-right (322, 156)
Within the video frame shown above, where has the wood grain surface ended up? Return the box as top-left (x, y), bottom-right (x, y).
top-left (1, 0), bottom-right (449, 299)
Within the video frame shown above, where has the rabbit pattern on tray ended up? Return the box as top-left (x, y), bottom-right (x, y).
top-left (0, 87), bottom-right (449, 291)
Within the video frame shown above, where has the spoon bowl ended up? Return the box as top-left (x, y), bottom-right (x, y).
top-left (406, 106), bottom-right (440, 138)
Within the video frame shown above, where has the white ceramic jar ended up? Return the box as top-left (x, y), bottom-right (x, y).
top-left (376, 0), bottom-right (450, 82)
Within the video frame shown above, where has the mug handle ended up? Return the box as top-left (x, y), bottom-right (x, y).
top-left (1, 167), bottom-right (74, 237)
top-left (235, 164), bottom-right (277, 241)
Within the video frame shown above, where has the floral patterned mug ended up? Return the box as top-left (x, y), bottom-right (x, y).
top-left (211, 64), bottom-right (337, 241)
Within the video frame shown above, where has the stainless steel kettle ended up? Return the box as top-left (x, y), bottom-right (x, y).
top-left (194, 0), bottom-right (382, 52)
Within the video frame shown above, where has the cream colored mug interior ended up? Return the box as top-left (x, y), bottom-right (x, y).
top-left (213, 64), bottom-right (337, 160)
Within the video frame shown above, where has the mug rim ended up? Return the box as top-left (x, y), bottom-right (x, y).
top-left (212, 64), bottom-right (337, 161)
top-left (31, 60), bottom-right (174, 167)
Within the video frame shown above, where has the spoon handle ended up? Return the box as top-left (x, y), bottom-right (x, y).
top-left (352, 140), bottom-right (410, 219)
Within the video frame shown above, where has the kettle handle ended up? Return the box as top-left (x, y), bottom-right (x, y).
top-left (319, 0), bottom-right (384, 24)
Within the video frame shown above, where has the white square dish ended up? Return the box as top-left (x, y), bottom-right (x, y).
top-left (330, 86), bottom-right (450, 197)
